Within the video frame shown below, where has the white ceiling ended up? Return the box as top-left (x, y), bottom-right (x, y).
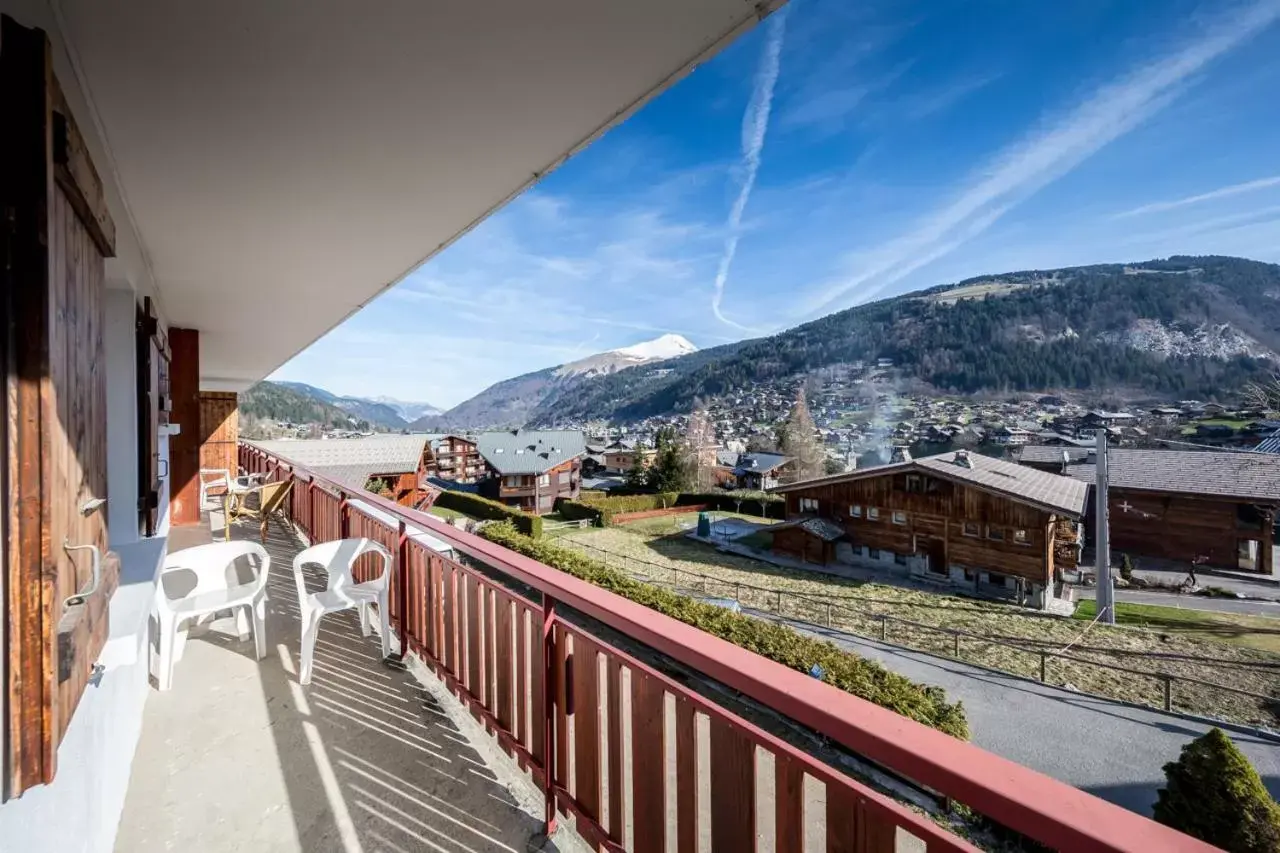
top-left (53, 0), bottom-right (781, 389)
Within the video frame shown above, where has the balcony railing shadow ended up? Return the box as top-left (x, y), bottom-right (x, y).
top-left (116, 510), bottom-right (565, 853)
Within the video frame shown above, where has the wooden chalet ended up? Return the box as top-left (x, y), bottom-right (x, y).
top-left (476, 429), bottom-right (586, 514)
top-left (771, 450), bottom-right (1088, 608)
top-left (1018, 446), bottom-right (1280, 573)
top-left (423, 433), bottom-right (485, 483)
top-left (249, 435), bottom-right (431, 506)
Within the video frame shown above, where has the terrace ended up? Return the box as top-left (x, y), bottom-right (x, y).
top-left (0, 3), bottom-right (1227, 851)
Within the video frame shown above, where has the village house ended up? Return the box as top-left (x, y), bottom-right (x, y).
top-left (603, 444), bottom-right (657, 474)
top-left (1017, 446), bottom-right (1280, 574)
top-left (249, 434), bottom-right (431, 506)
top-left (732, 451), bottom-right (793, 490)
top-left (421, 433), bottom-right (485, 483)
top-left (477, 429), bottom-right (586, 514)
top-left (770, 450), bottom-right (1087, 609)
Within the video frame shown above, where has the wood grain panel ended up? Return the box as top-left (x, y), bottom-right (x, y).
top-left (826, 784), bottom-right (857, 853)
top-left (709, 715), bottom-right (756, 852)
top-left (775, 756), bottom-right (805, 853)
top-left (197, 392), bottom-right (238, 476)
top-left (605, 657), bottom-right (624, 845)
top-left (554, 625), bottom-right (569, 788)
top-left (631, 672), bottom-right (666, 853)
top-left (466, 575), bottom-right (481, 702)
top-left (495, 593), bottom-right (514, 736)
top-left (572, 634), bottom-right (602, 823)
top-left (675, 696), bottom-right (698, 853)
top-left (530, 607), bottom-right (545, 767)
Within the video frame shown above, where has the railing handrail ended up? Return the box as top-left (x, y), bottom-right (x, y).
top-left (241, 440), bottom-right (1217, 853)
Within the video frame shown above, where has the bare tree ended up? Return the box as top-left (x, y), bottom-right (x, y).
top-left (777, 387), bottom-right (824, 483)
top-left (683, 399), bottom-right (717, 490)
top-left (1244, 374), bottom-right (1280, 410)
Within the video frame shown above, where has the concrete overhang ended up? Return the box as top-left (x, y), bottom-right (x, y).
top-left (26, 0), bottom-right (783, 389)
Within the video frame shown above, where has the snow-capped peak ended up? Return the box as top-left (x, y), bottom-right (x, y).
top-left (612, 334), bottom-right (697, 361)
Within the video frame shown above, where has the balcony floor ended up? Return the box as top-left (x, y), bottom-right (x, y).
top-left (116, 511), bottom-right (572, 853)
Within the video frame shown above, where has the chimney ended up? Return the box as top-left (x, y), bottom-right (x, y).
top-left (1061, 449), bottom-right (1070, 475)
top-left (890, 446), bottom-right (912, 463)
top-left (954, 449), bottom-right (973, 469)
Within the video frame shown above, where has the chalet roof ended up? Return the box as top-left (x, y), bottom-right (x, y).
top-left (733, 452), bottom-right (791, 475)
top-left (1256, 429), bottom-right (1280, 455)
top-left (772, 450), bottom-right (1088, 517)
top-left (477, 429), bottom-right (586, 474)
top-left (248, 434), bottom-right (429, 491)
top-left (1017, 446), bottom-right (1280, 503)
top-left (773, 516), bottom-right (846, 542)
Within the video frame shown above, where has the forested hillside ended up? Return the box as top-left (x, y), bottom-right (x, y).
top-left (239, 381), bottom-right (373, 431)
top-left (529, 256), bottom-right (1280, 423)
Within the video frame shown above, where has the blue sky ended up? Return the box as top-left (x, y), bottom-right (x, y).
top-left (272, 0), bottom-right (1280, 408)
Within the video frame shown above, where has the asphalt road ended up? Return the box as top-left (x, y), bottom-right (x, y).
top-left (1079, 587), bottom-right (1280, 616)
top-left (769, 613), bottom-right (1280, 817)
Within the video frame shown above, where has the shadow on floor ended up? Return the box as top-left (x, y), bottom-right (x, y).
top-left (117, 518), bottom-right (557, 853)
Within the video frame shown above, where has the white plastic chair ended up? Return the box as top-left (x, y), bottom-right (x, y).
top-left (153, 540), bottom-right (271, 691)
top-left (292, 538), bottom-right (393, 685)
top-left (198, 468), bottom-right (231, 507)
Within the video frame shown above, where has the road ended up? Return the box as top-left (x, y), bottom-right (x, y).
top-left (1078, 587), bottom-right (1280, 617)
top-left (763, 611), bottom-right (1280, 817)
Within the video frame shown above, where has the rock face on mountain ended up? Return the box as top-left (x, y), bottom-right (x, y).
top-left (408, 334), bottom-right (700, 430)
top-left (529, 256), bottom-right (1280, 423)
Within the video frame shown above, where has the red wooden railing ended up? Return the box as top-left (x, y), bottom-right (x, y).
top-left (240, 442), bottom-right (1216, 853)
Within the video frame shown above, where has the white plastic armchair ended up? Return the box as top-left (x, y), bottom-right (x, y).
top-left (198, 468), bottom-right (231, 508)
top-left (292, 538), bottom-right (393, 685)
top-left (153, 541), bottom-right (271, 691)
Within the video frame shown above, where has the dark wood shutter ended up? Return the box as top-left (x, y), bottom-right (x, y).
top-left (2, 15), bottom-right (119, 796)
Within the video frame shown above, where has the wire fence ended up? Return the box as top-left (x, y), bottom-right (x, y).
top-left (560, 536), bottom-right (1280, 726)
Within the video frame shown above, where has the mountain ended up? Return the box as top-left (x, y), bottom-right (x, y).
top-left (409, 334), bottom-right (699, 430)
top-left (530, 256), bottom-right (1280, 423)
top-left (370, 396), bottom-right (442, 422)
top-left (239, 382), bottom-right (372, 431)
top-left (264, 382), bottom-right (431, 429)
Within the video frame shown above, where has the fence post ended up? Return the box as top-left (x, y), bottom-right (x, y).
top-left (826, 601), bottom-right (832, 628)
top-left (1162, 675), bottom-right (1172, 712)
top-left (673, 567), bottom-right (679, 589)
top-left (307, 481), bottom-right (317, 543)
top-left (1039, 652), bottom-right (1047, 683)
top-left (339, 491), bottom-right (350, 540)
top-left (734, 582), bottom-right (741, 604)
top-left (776, 590), bottom-right (783, 616)
top-left (953, 633), bottom-right (960, 658)
top-left (541, 596), bottom-right (558, 836)
top-left (880, 615), bottom-right (887, 642)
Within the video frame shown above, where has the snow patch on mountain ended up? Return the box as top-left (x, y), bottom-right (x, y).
top-left (554, 334), bottom-right (698, 379)
top-left (613, 334), bottom-right (697, 361)
top-left (1098, 319), bottom-right (1277, 361)
top-left (370, 396), bottom-right (442, 421)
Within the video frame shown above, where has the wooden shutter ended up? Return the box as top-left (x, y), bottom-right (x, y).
top-left (198, 392), bottom-right (239, 476)
top-left (2, 15), bottom-right (120, 796)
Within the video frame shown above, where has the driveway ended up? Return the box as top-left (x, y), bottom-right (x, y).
top-left (768, 613), bottom-right (1280, 817)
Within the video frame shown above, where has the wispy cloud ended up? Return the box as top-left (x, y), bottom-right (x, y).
top-left (799, 0), bottom-right (1280, 316)
top-left (1112, 173), bottom-right (1280, 218)
top-left (902, 71), bottom-right (1002, 120)
top-left (711, 11), bottom-right (787, 331)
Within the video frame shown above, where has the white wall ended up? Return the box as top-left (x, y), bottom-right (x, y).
top-left (105, 289), bottom-right (140, 549)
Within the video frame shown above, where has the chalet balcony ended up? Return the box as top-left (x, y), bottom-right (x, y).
top-left (500, 485), bottom-right (537, 498)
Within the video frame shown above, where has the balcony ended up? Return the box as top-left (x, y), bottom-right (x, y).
top-left (214, 443), bottom-right (1213, 853)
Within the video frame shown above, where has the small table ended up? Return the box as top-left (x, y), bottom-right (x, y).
top-left (223, 477), bottom-right (265, 541)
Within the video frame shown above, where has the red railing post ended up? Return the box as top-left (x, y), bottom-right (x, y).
top-left (339, 491), bottom-right (350, 540)
top-left (306, 481), bottom-right (316, 542)
top-left (393, 520), bottom-right (409, 662)
top-left (542, 595), bottom-right (558, 836)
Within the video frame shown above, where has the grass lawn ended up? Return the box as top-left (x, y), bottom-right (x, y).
top-left (560, 525), bottom-right (1280, 725)
top-left (616, 510), bottom-right (778, 538)
top-left (1074, 599), bottom-right (1280, 655)
top-left (427, 505), bottom-right (471, 521)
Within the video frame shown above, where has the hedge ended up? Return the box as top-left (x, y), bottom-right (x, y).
top-left (560, 492), bottom-right (681, 526)
top-left (433, 490), bottom-right (542, 538)
top-left (480, 521), bottom-right (969, 739)
top-left (676, 490), bottom-right (784, 519)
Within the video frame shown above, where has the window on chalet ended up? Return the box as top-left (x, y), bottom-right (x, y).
top-left (538, 473), bottom-right (550, 487)
top-left (849, 504), bottom-right (862, 518)
top-left (891, 511), bottom-right (907, 525)
top-left (868, 548), bottom-right (880, 559)
top-left (894, 552), bottom-right (908, 566)
top-left (905, 474), bottom-right (922, 493)
top-left (987, 526), bottom-right (1005, 542)
top-left (1013, 529), bottom-right (1029, 545)
top-left (799, 498), bottom-right (819, 512)
top-left (867, 507), bottom-right (881, 521)
top-left (962, 521), bottom-right (979, 537)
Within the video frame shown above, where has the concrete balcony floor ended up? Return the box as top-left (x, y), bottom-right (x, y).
top-left (115, 511), bottom-right (578, 853)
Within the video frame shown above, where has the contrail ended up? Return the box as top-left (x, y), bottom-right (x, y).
top-left (711, 11), bottom-right (786, 331)
top-left (799, 0), bottom-right (1280, 317)
top-left (1113, 174), bottom-right (1280, 218)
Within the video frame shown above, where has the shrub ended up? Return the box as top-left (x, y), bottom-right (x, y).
top-left (1119, 554), bottom-right (1134, 581)
top-left (480, 521), bottom-right (969, 739)
top-left (569, 492), bottom-right (681, 525)
top-left (433, 490), bottom-right (542, 538)
top-left (556, 499), bottom-right (603, 525)
top-left (1154, 727), bottom-right (1280, 852)
top-left (677, 490), bottom-right (785, 519)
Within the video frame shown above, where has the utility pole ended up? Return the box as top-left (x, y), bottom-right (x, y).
top-left (1095, 428), bottom-right (1115, 624)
